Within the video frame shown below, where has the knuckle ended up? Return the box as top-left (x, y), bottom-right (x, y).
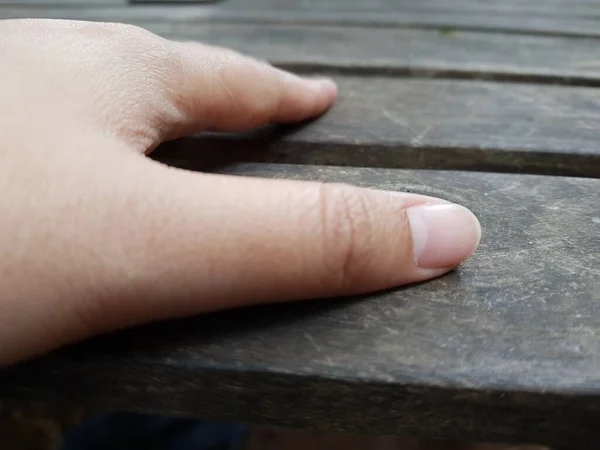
top-left (69, 21), bottom-right (155, 48)
top-left (97, 22), bottom-right (156, 42)
top-left (83, 23), bottom-right (179, 144)
top-left (95, 21), bottom-right (143, 36)
top-left (57, 21), bottom-right (177, 84)
top-left (79, 21), bottom-right (173, 65)
top-left (318, 183), bottom-right (375, 289)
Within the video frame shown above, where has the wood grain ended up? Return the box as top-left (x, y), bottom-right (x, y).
top-left (2, 1), bottom-right (600, 449)
top-left (131, 22), bottom-right (600, 86)
top-left (131, 0), bottom-right (219, 3)
top-left (1, 164), bottom-right (599, 450)
top-left (7, 0), bottom-right (600, 14)
top-left (3, 0), bottom-right (600, 39)
top-left (153, 75), bottom-right (600, 177)
top-left (5, 8), bottom-right (600, 175)
top-left (5, 14), bottom-right (600, 86)
top-left (0, 0), bottom-right (124, 5)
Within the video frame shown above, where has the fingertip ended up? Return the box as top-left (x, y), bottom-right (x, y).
top-left (162, 41), bottom-right (339, 133)
top-left (406, 203), bottom-right (482, 271)
top-left (303, 76), bottom-right (339, 115)
top-left (315, 76), bottom-right (339, 102)
top-left (272, 72), bottom-right (338, 123)
top-left (317, 77), bottom-right (339, 113)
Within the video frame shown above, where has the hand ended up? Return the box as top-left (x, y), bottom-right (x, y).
top-left (0, 19), bottom-right (481, 365)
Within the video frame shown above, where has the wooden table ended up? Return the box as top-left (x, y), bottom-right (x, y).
top-left (1, 1), bottom-right (600, 449)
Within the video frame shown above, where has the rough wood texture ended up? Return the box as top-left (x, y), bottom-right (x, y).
top-left (3, 0), bottom-right (600, 38)
top-left (2, 1), bottom-right (600, 449)
top-left (6, 10), bottom-right (600, 86)
top-left (152, 75), bottom-right (600, 177)
top-left (4, 9), bottom-right (600, 178)
top-left (0, 0), bottom-right (123, 5)
top-left (139, 22), bottom-right (600, 86)
top-left (131, 0), bottom-right (219, 3)
top-left (1, 164), bottom-right (599, 450)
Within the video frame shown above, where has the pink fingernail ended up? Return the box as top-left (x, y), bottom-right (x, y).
top-left (406, 204), bottom-right (481, 269)
top-left (308, 76), bottom-right (338, 95)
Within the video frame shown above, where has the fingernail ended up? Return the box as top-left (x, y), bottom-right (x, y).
top-left (406, 204), bottom-right (481, 269)
top-left (308, 76), bottom-right (338, 96)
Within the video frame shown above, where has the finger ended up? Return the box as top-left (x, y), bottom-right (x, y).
top-left (160, 41), bottom-right (338, 138)
top-left (0, 153), bottom-right (480, 364)
top-left (79, 159), bottom-right (481, 333)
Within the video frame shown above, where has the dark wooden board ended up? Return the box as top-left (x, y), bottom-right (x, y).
top-left (1, 163), bottom-right (599, 449)
top-left (4, 0), bottom-right (600, 17)
top-left (3, 0), bottom-right (600, 39)
top-left (5, 14), bottom-right (600, 85)
top-left (0, 0), bottom-right (124, 4)
top-left (131, 0), bottom-right (219, 3)
top-left (0, 0), bottom-right (213, 3)
top-left (152, 75), bottom-right (600, 178)
top-left (135, 0), bottom-right (600, 12)
top-left (131, 22), bottom-right (600, 86)
top-left (4, 7), bottom-right (600, 176)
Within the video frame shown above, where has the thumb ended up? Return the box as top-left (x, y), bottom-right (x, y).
top-left (91, 160), bottom-right (482, 330)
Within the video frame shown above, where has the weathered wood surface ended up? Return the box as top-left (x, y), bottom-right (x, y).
top-left (4, 6), bottom-right (600, 178)
top-left (3, 0), bottom-right (600, 39)
top-left (153, 75), bottom-right (600, 177)
top-left (2, 1), bottom-right (600, 449)
top-left (1, 164), bottom-right (599, 449)
top-left (136, 23), bottom-right (600, 86)
top-left (6, 10), bottom-right (600, 86)
top-left (0, 0), bottom-right (123, 5)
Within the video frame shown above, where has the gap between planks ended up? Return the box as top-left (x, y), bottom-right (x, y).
top-left (151, 74), bottom-right (600, 179)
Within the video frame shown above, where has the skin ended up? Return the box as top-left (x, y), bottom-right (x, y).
top-left (0, 19), bottom-right (481, 366)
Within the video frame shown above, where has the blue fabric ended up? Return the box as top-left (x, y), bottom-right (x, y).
top-left (60, 412), bottom-right (249, 450)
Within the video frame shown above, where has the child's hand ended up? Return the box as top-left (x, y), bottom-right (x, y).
top-left (0, 19), bottom-right (481, 365)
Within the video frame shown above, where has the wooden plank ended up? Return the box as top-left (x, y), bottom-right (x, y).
top-left (8, 0), bottom-right (600, 18)
top-left (0, 164), bottom-right (599, 450)
top-left (5, 10), bottom-right (600, 85)
top-left (0, 0), bottom-right (124, 4)
top-left (209, 0), bottom-right (600, 22)
top-left (4, 9), bottom-right (600, 86)
top-left (0, 0), bottom-right (213, 3)
top-left (132, 0), bottom-right (600, 15)
top-left (133, 22), bottom-right (600, 86)
top-left (5, 15), bottom-right (600, 85)
top-left (132, 0), bottom-right (219, 3)
top-left (2, 1), bottom-right (600, 39)
top-left (6, 0), bottom-right (600, 14)
top-left (129, 0), bottom-right (600, 11)
top-left (152, 75), bottom-right (600, 178)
